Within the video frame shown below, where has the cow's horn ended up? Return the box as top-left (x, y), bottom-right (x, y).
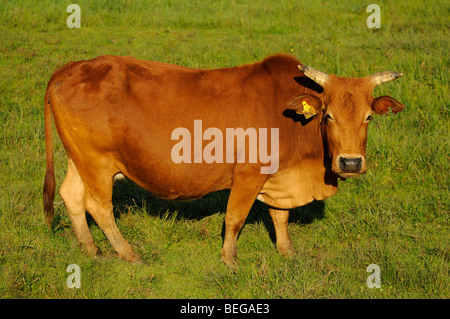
top-left (370, 71), bottom-right (403, 86)
top-left (298, 65), bottom-right (329, 87)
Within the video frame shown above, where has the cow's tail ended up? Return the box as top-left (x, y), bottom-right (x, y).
top-left (43, 87), bottom-right (55, 229)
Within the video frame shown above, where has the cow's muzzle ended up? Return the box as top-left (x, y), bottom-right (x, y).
top-left (339, 156), bottom-right (362, 172)
top-left (335, 154), bottom-right (366, 177)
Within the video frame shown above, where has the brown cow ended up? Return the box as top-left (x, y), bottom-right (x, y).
top-left (43, 54), bottom-right (404, 268)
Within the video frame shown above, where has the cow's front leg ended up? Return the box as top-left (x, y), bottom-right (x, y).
top-left (221, 169), bottom-right (268, 269)
top-left (269, 208), bottom-right (294, 256)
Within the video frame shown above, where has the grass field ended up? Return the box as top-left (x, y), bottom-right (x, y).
top-left (0, 0), bottom-right (448, 299)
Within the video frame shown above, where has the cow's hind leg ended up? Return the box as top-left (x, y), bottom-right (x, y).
top-left (60, 159), bottom-right (100, 256)
top-left (83, 176), bottom-right (141, 263)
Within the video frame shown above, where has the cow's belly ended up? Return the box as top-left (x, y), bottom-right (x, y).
top-left (115, 157), bottom-right (234, 200)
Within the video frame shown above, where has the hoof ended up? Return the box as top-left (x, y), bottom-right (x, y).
top-left (278, 248), bottom-right (295, 258)
top-left (81, 244), bottom-right (102, 257)
top-left (121, 251), bottom-right (142, 263)
top-left (221, 251), bottom-right (238, 270)
top-left (277, 245), bottom-right (295, 257)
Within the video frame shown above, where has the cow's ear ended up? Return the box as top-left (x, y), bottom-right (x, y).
top-left (371, 96), bottom-right (405, 115)
top-left (286, 94), bottom-right (322, 119)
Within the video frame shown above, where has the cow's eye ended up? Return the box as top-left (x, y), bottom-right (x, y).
top-left (365, 115), bottom-right (374, 122)
top-left (324, 114), bottom-right (333, 122)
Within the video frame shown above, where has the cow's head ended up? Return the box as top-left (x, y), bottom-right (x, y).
top-left (288, 65), bottom-right (405, 178)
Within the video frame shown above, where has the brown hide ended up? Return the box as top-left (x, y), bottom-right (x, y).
top-left (46, 54), bottom-right (334, 204)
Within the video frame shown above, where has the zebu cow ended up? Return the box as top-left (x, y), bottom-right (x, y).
top-left (43, 54), bottom-right (404, 267)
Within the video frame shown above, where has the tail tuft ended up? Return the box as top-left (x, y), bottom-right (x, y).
top-left (43, 169), bottom-right (55, 228)
top-left (43, 89), bottom-right (56, 229)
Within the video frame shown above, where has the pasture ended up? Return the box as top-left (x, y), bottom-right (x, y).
top-left (0, 0), bottom-right (448, 299)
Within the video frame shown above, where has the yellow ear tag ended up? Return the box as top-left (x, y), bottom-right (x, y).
top-left (301, 101), bottom-right (317, 119)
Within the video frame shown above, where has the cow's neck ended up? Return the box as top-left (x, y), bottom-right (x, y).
top-left (255, 55), bottom-right (339, 208)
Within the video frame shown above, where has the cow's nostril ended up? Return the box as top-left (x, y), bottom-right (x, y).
top-left (339, 157), bottom-right (347, 169)
top-left (339, 157), bottom-right (362, 173)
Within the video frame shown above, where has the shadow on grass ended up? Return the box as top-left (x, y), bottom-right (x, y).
top-left (111, 178), bottom-right (326, 246)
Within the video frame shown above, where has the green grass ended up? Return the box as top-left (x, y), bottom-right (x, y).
top-left (0, 0), bottom-right (448, 299)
